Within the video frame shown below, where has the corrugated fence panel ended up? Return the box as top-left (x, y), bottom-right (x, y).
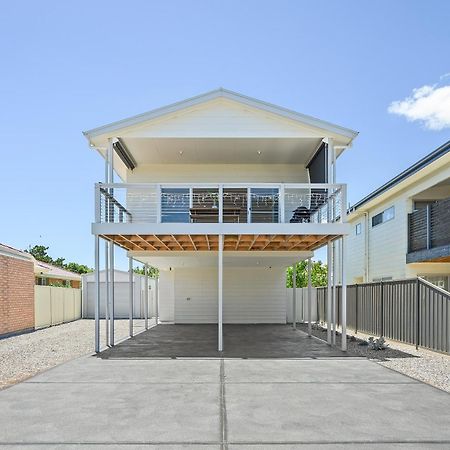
top-left (35, 286), bottom-right (82, 330)
top-left (314, 278), bottom-right (449, 354)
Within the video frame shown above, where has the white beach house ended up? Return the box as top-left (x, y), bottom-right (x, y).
top-left (83, 89), bottom-right (358, 352)
top-left (345, 141), bottom-right (450, 287)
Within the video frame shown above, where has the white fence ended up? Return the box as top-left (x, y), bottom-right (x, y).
top-left (35, 286), bottom-right (82, 329)
top-left (286, 287), bottom-right (318, 323)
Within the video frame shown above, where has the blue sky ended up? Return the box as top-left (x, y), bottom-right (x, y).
top-left (0, 0), bottom-right (449, 268)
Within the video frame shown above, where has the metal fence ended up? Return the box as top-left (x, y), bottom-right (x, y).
top-left (316, 278), bottom-right (450, 353)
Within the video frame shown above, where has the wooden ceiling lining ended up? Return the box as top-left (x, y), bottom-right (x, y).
top-left (101, 233), bottom-right (337, 252)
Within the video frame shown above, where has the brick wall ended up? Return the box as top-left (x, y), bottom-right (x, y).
top-left (0, 255), bottom-right (35, 337)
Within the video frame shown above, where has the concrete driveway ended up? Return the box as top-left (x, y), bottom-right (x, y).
top-left (0, 330), bottom-right (449, 448)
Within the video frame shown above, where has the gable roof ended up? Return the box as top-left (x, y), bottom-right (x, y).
top-left (350, 140), bottom-right (450, 212)
top-left (83, 88), bottom-right (358, 142)
top-left (0, 243), bottom-right (34, 262)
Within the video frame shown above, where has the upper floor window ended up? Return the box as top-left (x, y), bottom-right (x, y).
top-left (355, 222), bottom-right (362, 235)
top-left (372, 206), bottom-right (395, 227)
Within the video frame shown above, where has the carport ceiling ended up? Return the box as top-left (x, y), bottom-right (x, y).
top-left (102, 234), bottom-right (335, 253)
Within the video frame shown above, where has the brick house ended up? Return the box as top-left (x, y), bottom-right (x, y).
top-left (0, 244), bottom-right (35, 338)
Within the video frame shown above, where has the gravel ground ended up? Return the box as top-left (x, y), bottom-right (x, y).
top-left (300, 323), bottom-right (450, 393)
top-left (0, 319), bottom-right (149, 389)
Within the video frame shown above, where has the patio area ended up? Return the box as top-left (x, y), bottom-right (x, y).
top-left (99, 324), bottom-right (349, 359)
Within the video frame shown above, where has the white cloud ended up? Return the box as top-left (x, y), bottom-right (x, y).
top-left (388, 77), bottom-right (450, 130)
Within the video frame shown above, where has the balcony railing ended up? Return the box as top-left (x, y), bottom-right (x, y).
top-left (95, 182), bottom-right (346, 225)
top-left (408, 197), bottom-right (450, 253)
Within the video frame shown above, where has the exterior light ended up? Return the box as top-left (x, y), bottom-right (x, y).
top-left (257, 151), bottom-right (262, 155)
top-left (179, 151), bottom-right (184, 155)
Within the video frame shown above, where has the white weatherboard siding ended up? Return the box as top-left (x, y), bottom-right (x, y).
top-left (345, 158), bottom-right (450, 284)
top-left (159, 270), bottom-right (175, 322)
top-left (223, 267), bottom-right (286, 323)
top-left (172, 267), bottom-right (286, 324)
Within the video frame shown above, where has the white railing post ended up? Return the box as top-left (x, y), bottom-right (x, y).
top-left (109, 242), bottom-right (115, 347)
top-left (156, 184), bottom-right (161, 224)
top-left (219, 184), bottom-right (223, 223)
top-left (279, 184), bottom-right (285, 223)
top-left (247, 187), bottom-right (251, 223)
top-left (341, 184), bottom-right (347, 223)
top-left (95, 183), bottom-right (101, 223)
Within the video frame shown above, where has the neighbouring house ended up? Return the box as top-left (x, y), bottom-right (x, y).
top-left (34, 260), bottom-right (81, 288)
top-left (345, 140), bottom-right (450, 289)
top-left (0, 243), bottom-right (83, 337)
top-left (83, 88), bottom-right (358, 352)
top-left (81, 270), bottom-right (156, 319)
top-left (0, 243), bottom-right (35, 337)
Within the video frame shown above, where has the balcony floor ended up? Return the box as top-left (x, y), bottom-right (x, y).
top-left (101, 233), bottom-right (337, 252)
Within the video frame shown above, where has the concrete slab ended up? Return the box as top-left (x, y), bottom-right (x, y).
top-left (228, 445), bottom-right (450, 449)
top-left (1, 325), bottom-right (449, 448)
top-left (27, 357), bottom-right (221, 384)
top-left (0, 382), bottom-right (220, 444)
top-left (100, 324), bottom-right (349, 359)
top-left (225, 381), bottom-right (450, 443)
top-left (224, 359), bottom-right (418, 384)
top-left (0, 446), bottom-right (220, 450)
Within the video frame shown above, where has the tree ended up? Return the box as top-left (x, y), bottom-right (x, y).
top-left (286, 260), bottom-right (327, 288)
top-left (26, 245), bottom-right (92, 275)
top-left (133, 265), bottom-right (159, 278)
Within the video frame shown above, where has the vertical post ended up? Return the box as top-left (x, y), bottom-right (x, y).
top-left (156, 184), bottom-right (161, 224)
top-left (155, 276), bottom-right (159, 325)
top-left (144, 264), bottom-right (149, 330)
top-left (416, 278), bottom-right (420, 350)
top-left (341, 236), bottom-right (347, 351)
top-left (218, 184), bottom-right (223, 223)
top-left (355, 284), bottom-right (358, 334)
top-left (247, 187), bottom-right (251, 223)
top-left (218, 234), bottom-right (223, 351)
top-left (109, 242), bottom-right (115, 346)
top-left (105, 241), bottom-right (110, 347)
top-left (307, 257), bottom-right (312, 336)
top-left (94, 236), bottom-right (100, 353)
top-left (327, 242), bottom-right (332, 345)
top-left (380, 280), bottom-right (384, 337)
top-left (292, 263), bottom-right (297, 329)
top-left (332, 241), bottom-right (336, 345)
top-left (128, 257), bottom-right (133, 338)
top-left (279, 184), bottom-right (285, 223)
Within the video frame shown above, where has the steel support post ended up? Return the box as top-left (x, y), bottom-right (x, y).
top-left (307, 257), bottom-right (312, 336)
top-left (218, 234), bottom-right (223, 351)
top-left (129, 257), bottom-right (133, 338)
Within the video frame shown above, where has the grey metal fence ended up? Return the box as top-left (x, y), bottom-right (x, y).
top-left (316, 278), bottom-right (450, 353)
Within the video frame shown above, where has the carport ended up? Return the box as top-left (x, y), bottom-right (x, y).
top-left (99, 324), bottom-right (348, 359)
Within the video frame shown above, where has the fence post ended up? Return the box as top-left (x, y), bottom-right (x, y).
top-left (416, 278), bottom-right (420, 350)
top-left (380, 281), bottom-right (384, 337)
top-left (355, 284), bottom-right (358, 334)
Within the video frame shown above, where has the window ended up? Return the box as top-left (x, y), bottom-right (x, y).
top-left (372, 276), bottom-right (393, 282)
top-left (355, 223), bottom-right (362, 235)
top-left (161, 188), bottom-right (190, 223)
top-left (371, 206), bottom-right (395, 227)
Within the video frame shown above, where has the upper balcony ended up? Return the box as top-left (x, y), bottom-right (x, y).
top-left (407, 196), bottom-right (450, 263)
top-left (94, 181), bottom-right (347, 238)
